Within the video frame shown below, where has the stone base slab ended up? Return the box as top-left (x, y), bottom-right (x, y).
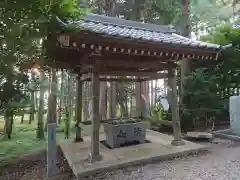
top-left (60, 130), bottom-right (208, 179)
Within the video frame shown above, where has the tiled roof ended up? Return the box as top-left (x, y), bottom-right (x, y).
top-left (57, 13), bottom-right (230, 50)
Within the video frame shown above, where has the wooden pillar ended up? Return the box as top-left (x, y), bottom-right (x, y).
top-left (109, 82), bottom-right (116, 118)
top-left (168, 68), bottom-right (185, 146)
top-left (74, 75), bottom-right (83, 142)
top-left (83, 82), bottom-right (89, 121)
top-left (89, 72), bottom-right (102, 162)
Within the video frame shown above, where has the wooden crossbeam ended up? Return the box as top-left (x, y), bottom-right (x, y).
top-left (95, 59), bottom-right (176, 69)
top-left (100, 71), bottom-right (168, 77)
top-left (80, 73), bottom-right (143, 82)
top-left (80, 62), bottom-right (174, 74)
top-left (81, 77), bottom-right (143, 82)
top-left (80, 72), bottom-right (167, 82)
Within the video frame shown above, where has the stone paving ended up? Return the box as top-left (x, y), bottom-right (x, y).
top-left (60, 130), bottom-right (207, 179)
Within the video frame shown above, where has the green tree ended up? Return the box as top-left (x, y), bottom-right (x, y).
top-left (1, 0), bottom-right (84, 139)
top-left (182, 24), bottom-right (240, 130)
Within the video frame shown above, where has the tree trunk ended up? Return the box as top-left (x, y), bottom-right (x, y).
top-left (99, 82), bottom-right (107, 120)
top-left (29, 90), bottom-right (35, 124)
top-left (58, 70), bottom-right (64, 124)
top-left (65, 73), bottom-right (72, 139)
top-left (106, 0), bottom-right (116, 16)
top-left (8, 110), bottom-right (13, 139)
top-left (135, 82), bottom-right (141, 116)
top-left (34, 89), bottom-right (38, 113)
top-left (51, 69), bottom-right (57, 122)
top-left (142, 81), bottom-right (150, 117)
top-left (104, 0), bottom-right (117, 119)
top-left (154, 80), bottom-right (158, 103)
top-left (74, 75), bottom-right (83, 142)
top-left (130, 83), bottom-right (134, 116)
top-left (151, 80), bottom-right (154, 105)
top-left (181, 0), bottom-right (191, 38)
top-left (65, 108), bottom-right (70, 139)
top-left (180, 0), bottom-right (191, 106)
top-left (3, 112), bottom-right (9, 136)
top-left (20, 114), bottom-right (24, 124)
top-left (68, 74), bottom-right (74, 122)
top-left (36, 70), bottom-right (45, 139)
top-left (72, 77), bottom-right (77, 121)
top-left (119, 101), bottom-right (128, 117)
top-left (29, 72), bottom-right (35, 124)
top-left (45, 71), bottom-right (51, 131)
top-left (144, 81), bottom-right (150, 110)
top-left (45, 69), bottom-right (57, 131)
top-left (3, 109), bottom-right (14, 139)
top-left (117, 83), bottom-right (128, 117)
top-left (109, 82), bottom-right (117, 118)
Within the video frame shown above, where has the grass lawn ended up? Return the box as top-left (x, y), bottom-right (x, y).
top-left (0, 115), bottom-right (72, 165)
top-left (0, 113), bottom-right (106, 165)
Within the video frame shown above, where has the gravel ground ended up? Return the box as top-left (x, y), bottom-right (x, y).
top-left (90, 138), bottom-right (240, 180)
top-left (1, 139), bottom-right (240, 180)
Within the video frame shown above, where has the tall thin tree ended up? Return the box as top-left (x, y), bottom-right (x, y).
top-left (180, 0), bottom-right (191, 106)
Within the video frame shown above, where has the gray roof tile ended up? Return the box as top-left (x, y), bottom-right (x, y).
top-left (58, 13), bottom-right (230, 50)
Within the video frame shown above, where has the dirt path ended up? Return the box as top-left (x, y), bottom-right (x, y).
top-left (1, 139), bottom-right (240, 180)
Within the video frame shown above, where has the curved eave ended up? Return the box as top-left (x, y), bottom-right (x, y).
top-left (54, 16), bottom-right (232, 61)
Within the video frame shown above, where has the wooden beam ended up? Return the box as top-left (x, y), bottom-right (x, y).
top-left (102, 66), bottom-right (167, 72)
top-left (50, 32), bottom-right (218, 71)
top-left (72, 32), bottom-right (218, 56)
top-left (102, 62), bottom-right (176, 69)
top-left (81, 66), bottom-right (166, 74)
top-left (90, 56), bottom-right (177, 69)
top-left (82, 77), bottom-right (142, 82)
top-left (100, 71), bottom-right (168, 78)
top-left (80, 72), bottom-right (168, 81)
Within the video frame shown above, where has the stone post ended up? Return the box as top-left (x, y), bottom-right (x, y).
top-left (168, 68), bottom-right (185, 146)
top-left (47, 119), bottom-right (57, 177)
top-left (89, 72), bottom-right (102, 162)
top-left (230, 96), bottom-right (240, 134)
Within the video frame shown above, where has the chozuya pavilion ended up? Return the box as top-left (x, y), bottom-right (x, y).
top-left (46, 13), bottom-right (230, 173)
